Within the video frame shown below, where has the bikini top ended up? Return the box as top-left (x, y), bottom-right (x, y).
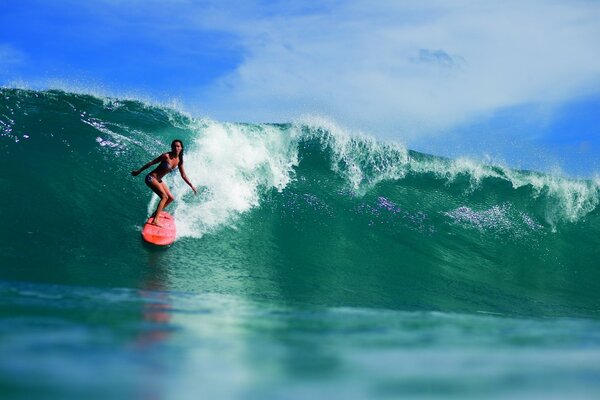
top-left (160, 159), bottom-right (178, 172)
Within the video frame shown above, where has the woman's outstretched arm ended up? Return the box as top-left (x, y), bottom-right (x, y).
top-left (131, 154), bottom-right (164, 176)
top-left (178, 163), bottom-right (197, 194)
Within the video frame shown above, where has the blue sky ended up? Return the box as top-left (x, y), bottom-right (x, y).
top-left (2, 0), bottom-right (600, 176)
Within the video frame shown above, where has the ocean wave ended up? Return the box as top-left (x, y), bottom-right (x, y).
top-left (2, 87), bottom-right (600, 316)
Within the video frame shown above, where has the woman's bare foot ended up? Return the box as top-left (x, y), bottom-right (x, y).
top-left (149, 216), bottom-right (163, 227)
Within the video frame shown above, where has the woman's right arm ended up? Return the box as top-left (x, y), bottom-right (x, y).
top-left (131, 154), bottom-right (164, 176)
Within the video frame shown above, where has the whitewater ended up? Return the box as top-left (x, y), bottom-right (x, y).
top-left (1, 88), bottom-right (600, 399)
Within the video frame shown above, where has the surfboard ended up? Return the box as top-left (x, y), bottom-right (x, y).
top-left (141, 211), bottom-right (176, 246)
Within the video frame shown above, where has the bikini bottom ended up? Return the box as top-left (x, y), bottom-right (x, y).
top-left (145, 174), bottom-right (162, 185)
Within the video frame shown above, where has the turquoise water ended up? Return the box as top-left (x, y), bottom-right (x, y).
top-left (2, 88), bottom-right (600, 398)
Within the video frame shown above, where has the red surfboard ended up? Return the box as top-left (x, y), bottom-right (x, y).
top-left (141, 211), bottom-right (176, 246)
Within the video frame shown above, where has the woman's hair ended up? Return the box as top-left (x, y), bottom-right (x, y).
top-left (171, 139), bottom-right (184, 165)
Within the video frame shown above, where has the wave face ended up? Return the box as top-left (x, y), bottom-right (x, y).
top-left (2, 88), bottom-right (600, 317)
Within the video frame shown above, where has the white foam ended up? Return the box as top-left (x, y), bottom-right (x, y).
top-left (409, 152), bottom-right (600, 223)
top-left (171, 120), bottom-right (298, 238)
top-left (504, 169), bottom-right (600, 224)
top-left (291, 116), bottom-right (410, 190)
top-left (162, 117), bottom-right (600, 237)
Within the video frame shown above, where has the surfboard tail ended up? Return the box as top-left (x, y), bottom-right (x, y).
top-left (141, 212), bottom-right (176, 246)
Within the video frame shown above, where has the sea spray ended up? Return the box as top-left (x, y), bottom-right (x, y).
top-left (172, 120), bottom-right (298, 238)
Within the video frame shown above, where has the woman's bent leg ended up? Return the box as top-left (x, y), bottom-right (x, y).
top-left (161, 181), bottom-right (175, 209)
top-left (145, 176), bottom-right (169, 226)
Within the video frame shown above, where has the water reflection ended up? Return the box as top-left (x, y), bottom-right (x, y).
top-left (131, 249), bottom-right (174, 400)
top-left (136, 248), bottom-right (173, 347)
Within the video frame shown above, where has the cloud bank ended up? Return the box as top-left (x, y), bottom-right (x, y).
top-left (3, 0), bottom-right (600, 143)
top-left (190, 0), bottom-right (600, 139)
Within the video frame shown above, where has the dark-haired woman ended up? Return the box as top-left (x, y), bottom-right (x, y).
top-left (132, 140), bottom-right (197, 226)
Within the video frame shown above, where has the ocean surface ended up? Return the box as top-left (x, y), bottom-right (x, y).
top-left (1, 88), bottom-right (600, 399)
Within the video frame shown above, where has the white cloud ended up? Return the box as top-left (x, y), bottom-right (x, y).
top-left (190, 0), bottom-right (600, 140)
top-left (7, 1), bottom-right (598, 143)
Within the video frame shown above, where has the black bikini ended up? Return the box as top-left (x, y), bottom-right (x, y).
top-left (146, 159), bottom-right (177, 184)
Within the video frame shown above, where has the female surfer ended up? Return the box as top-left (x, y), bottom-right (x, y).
top-left (131, 139), bottom-right (197, 226)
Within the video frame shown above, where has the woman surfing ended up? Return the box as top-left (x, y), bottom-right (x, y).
top-left (132, 139), bottom-right (197, 226)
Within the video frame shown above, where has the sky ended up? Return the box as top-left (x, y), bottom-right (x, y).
top-left (1, 0), bottom-right (600, 176)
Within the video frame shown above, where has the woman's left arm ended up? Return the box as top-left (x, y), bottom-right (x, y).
top-left (179, 163), bottom-right (197, 195)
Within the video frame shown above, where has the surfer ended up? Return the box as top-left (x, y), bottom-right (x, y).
top-left (131, 139), bottom-right (197, 226)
